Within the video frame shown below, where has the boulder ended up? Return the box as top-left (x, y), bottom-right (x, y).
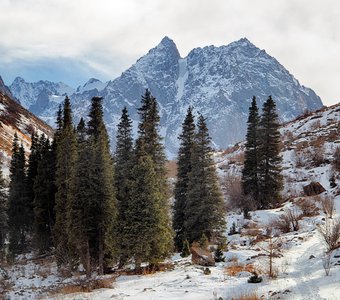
top-left (191, 246), bottom-right (215, 266)
top-left (303, 182), bottom-right (326, 196)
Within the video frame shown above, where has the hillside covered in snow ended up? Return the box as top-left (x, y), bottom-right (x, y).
top-left (1, 102), bottom-right (339, 300)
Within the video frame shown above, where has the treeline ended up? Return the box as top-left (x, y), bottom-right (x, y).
top-left (0, 90), bottom-right (226, 276)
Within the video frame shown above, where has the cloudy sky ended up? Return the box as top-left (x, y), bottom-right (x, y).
top-left (0, 0), bottom-right (339, 105)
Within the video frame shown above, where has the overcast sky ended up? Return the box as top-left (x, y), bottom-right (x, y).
top-left (0, 0), bottom-right (339, 105)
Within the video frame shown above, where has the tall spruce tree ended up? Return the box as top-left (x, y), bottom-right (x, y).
top-left (81, 96), bottom-right (116, 274)
top-left (8, 135), bottom-right (28, 256)
top-left (68, 119), bottom-right (94, 277)
top-left (114, 107), bottom-right (134, 267)
top-left (173, 106), bottom-right (196, 250)
top-left (0, 156), bottom-right (8, 255)
top-left (185, 115), bottom-right (226, 244)
top-left (25, 132), bottom-right (40, 231)
top-left (242, 96), bottom-right (260, 210)
top-left (136, 89), bottom-right (166, 169)
top-left (258, 96), bottom-right (283, 208)
top-left (33, 137), bottom-right (56, 253)
top-left (54, 96), bottom-right (78, 266)
top-left (128, 90), bottom-right (173, 270)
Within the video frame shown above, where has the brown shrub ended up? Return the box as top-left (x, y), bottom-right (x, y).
top-left (333, 147), bottom-right (340, 173)
top-left (295, 198), bottom-right (319, 217)
top-left (318, 218), bottom-right (340, 252)
top-left (271, 209), bottom-right (301, 233)
top-left (231, 291), bottom-right (260, 300)
top-left (320, 196), bottom-right (335, 218)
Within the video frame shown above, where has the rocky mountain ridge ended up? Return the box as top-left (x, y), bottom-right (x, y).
top-left (9, 37), bottom-right (323, 157)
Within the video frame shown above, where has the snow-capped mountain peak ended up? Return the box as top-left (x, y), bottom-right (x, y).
top-left (9, 38), bottom-right (323, 157)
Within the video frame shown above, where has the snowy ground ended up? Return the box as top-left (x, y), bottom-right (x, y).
top-left (1, 104), bottom-right (339, 299)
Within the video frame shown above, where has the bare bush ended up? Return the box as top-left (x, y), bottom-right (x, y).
top-left (259, 234), bottom-right (282, 279)
top-left (271, 208), bottom-right (301, 233)
top-left (322, 253), bottom-right (332, 276)
top-left (318, 218), bottom-right (340, 252)
top-left (293, 149), bottom-right (305, 168)
top-left (320, 196), bottom-right (335, 218)
top-left (310, 145), bottom-right (325, 167)
top-left (224, 175), bottom-right (256, 213)
top-left (295, 198), bottom-right (319, 217)
top-left (333, 146), bottom-right (340, 173)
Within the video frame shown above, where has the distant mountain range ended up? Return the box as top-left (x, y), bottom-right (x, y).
top-left (8, 37), bottom-right (323, 157)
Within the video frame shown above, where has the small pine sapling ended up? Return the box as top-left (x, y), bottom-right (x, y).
top-left (181, 239), bottom-right (191, 258)
top-left (214, 243), bottom-right (225, 262)
top-left (228, 222), bottom-right (238, 235)
top-left (247, 271), bottom-right (262, 283)
top-left (198, 233), bottom-right (209, 250)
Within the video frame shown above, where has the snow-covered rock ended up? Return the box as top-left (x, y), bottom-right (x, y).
top-left (9, 37), bottom-right (323, 157)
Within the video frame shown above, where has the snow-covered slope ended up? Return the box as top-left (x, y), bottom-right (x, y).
top-left (9, 37), bottom-right (323, 158)
top-left (0, 91), bottom-right (54, 177)
top-left (2, 103), bottom-right (339, 300)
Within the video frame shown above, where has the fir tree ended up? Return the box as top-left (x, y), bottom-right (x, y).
top-left (127, 90), bottom-right (173, 270)
top-left (258, 96), bottom-right (283, 208)
top-left (173, 106), bottom-right (196, 250)
top-left (185, 115), bottom-right (226, 244)
top-left (68, 130), bottom-right (94, 277)
top-left (180, 239), bottom-right (191, 258)
top-left (73, 96), bottom-right (116, 275)
top-left (242, 96), bottom-right (260, 211)
top-left (127, 151), bottom-right (173, 270)
top-left (33, 137), bottom-right (56, 253)
top-left (0, 156), bottom-right (8, 255)
top-left (8, 135), bottom-right (28, 256)
top-left (115, 107), bottom-right (134, 267)
top-left (54, 97), bottom-right (78, 266)
top-left (136, 89), bottom-right (166, 169)
top-left (214, 243), bottom-right (225, 262)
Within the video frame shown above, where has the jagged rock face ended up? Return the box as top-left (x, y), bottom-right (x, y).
top-left (8, 37), bottom-right (323, 158)
top-left (0, 76), bottom-right (16, 101)
top-left (10, 77), bottom-right (74, 116)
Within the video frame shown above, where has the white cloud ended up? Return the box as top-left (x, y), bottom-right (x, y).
top-left (0, 0), bottom-right (339, 105)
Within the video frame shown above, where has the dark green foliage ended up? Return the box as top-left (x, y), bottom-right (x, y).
top-left (203, 267), bottom-right (211, 275)
top-left (8, 135), bottom-right (28, 256)
top-left (76, 117), bottom-right (86, 142)
top-left (198, 233), bottom-right (209, 250)
top-left (0, 157), bottom-right (8, 255)
top-left (127, 153), bottom-right (173, 270)
top-left (180, 239), bottom-right (191, 258)
top-left (330, 174), bottom-right (336, 188)
top-left (54, 97), bottom-right (78, 266)
top-left (258, 96), bottom-right (283, 208)
top-left (69, 96), bottom-right (117, 275)
top-left (25, 132), bottom-right (41, 231)
top-left (173, 107), bottom-right (195, 250)
top-left (247, 271), bottom-right (263, 283)
top-left (127, 90), bottom-right (173, 270)
top-left (184, 115), bottom-right (226, 244)
top-left (136, 89), bottom-right (166, 169)
top-left (33, 137), bottom-right (56, 254)
top-left (214, 243), bottom-right (225, 262)
top-left (242, 96), bottom-right (260, 211)
top-left (228, 222), bottom-right (238, 235)
top-left (115, 107), bottom-right (134, 267)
